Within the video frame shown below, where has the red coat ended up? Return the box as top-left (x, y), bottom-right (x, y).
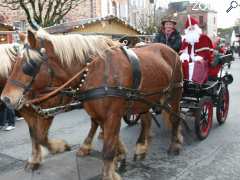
top-left (180, 34), bottom-right (214, 63)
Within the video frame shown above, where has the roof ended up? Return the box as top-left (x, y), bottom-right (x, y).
top-left (45, 15), bottom-right (143, 34)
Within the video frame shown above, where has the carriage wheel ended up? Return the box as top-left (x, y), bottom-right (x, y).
top-left (195, 97), bottom-right (213, 140)
top-left (216, 87), bottom-right (229, 125)
top-left (123, 113), bottom-right (141, 126)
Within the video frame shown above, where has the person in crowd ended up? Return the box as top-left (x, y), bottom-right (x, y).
top-left (5, 107), bottom-right (16, 130)
top-left (0, 104), bottom-right (5, 129)
top-left (154, 15), bottom-right (182, 53)
top-left (0, 104), bottom-right (16, 131)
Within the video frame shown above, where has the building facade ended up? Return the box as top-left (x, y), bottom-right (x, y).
top-left (0, 5), bottom-right (26, 31)
top-left (128, 0), bottom-right (155, 30)
top-left (168, 1), bottom-right (218, 40)
top-left (0, 0), bottom-right (156, 34)
top-left (65, 0), bottom-right (129, 22)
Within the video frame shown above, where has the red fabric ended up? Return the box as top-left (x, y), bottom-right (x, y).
top-left (192, 60), bottom-right (208, 84)
top-left (209, 65), bottom-right (221, 78)
top-left (182, 60), bottom-right (189, 80)
top-left (185, 16), bottom-right (199, 28)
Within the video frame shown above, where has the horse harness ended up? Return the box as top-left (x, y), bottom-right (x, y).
top-left (9, 43), bottom-right (184, 126)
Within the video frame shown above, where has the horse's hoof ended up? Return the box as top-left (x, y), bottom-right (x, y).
top-left (167, 143), bottom-right (182, 155)
top-left (102, 172), bottom-right (121, 180)
top-left (25, 161), bottom-right (40, 171)
top-left (133, 153), bottom-right (146, 161)
top-left (76, 146), bottom-right (91, 157)
top-left (113, 172), bottom-right (122, 180)
top-left (116, 158), bottom-right (127, 173)
top-left (65, 144), bottom-right (71, 151)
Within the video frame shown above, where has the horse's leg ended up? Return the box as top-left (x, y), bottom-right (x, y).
top-left (21, 109), bottom-right (70, 169)
top-left (134, 112), bottom-right (152, 160)
top-left (102, 114), bottom-right (122, 180)
top-left (26, 134), bottom-right (43, 170)
top-left (115, 137), bottom-right (127, 171)
top-left (77, 118), bottom-right (99, 156)
top-left (168, 88), bottom-right (183, 155)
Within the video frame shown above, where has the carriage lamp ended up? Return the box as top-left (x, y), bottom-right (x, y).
top-left (222, 74), bottom-right (233, 85)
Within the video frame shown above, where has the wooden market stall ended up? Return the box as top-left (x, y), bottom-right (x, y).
top-left (45, 15), bottom-right (143, 39)
top-left (0, 23), bottom-right (15, 44)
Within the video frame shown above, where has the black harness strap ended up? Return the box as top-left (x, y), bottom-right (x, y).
top-left (120, 46), bottom-right (141, 89)
top-left (8, 78), bottom-right (35, 94)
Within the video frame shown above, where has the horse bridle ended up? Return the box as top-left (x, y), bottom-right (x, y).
top-left (8, 38), bottom-right (48, 95)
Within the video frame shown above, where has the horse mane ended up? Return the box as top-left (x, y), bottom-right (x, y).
top-left (0, 43), bottom-right (20, 78)
top-left (36, 29), bottom-right (119, 66)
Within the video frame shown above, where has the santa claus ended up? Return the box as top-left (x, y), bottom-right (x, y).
top-left (180, 15), bottom-right (214, 84)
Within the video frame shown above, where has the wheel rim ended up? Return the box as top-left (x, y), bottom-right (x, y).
top-left (219, 89), bottom-right (229, 121)
top-left (199, 101), bottom-right (213, 135)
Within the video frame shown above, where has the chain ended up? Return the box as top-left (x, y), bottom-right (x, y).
top-left (28, 100), bottom-right (82, 118)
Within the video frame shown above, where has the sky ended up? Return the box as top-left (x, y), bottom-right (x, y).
top-left (156, 0), bottom-right (240, 28)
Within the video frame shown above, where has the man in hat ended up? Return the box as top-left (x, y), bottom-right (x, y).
top-left (180, 15), bottom-right (214, 83)
top-left (154, 16), bottom-right (182, 53)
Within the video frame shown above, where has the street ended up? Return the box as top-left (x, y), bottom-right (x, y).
top-left (0, 55), bottom-right (240, 180)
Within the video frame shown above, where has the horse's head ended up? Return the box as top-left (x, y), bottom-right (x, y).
top-left (1, 28), bottom-right (54, 110)
top-left (1, 27), bottom-right (117, 110)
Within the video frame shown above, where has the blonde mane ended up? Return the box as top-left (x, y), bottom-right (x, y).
top-left (36, 29), bottom-right (118, 66)
top-left (0, 43), bottom-right (20, 78)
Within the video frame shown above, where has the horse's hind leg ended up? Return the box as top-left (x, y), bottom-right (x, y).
top-left (134, 112), bottom-right (152, 161)
top-left (167, 88), bottom-right (183, 155)
top-left (77, 118), bottom-right (99, 156)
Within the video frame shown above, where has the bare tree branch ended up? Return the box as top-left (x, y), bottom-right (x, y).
top-left (0, 0), bottom-right (86, 27)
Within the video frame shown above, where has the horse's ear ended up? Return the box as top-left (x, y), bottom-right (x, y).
top-left (27, 29), bottom-right (37, 48)
top-left (18, 32), bottom-right (26, 44)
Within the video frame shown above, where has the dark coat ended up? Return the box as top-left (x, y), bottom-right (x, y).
top-left (154, 30), bottom-right (182, 53)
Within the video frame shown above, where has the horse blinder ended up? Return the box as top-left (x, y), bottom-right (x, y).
top-left (22, 59), bottom-right (41, 77)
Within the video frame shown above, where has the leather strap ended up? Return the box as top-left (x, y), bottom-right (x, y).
top-left (120, 46), bottom-right (141, 89)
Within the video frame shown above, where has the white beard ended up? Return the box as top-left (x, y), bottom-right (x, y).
top-left (184, 25), bottom-right (202, 44)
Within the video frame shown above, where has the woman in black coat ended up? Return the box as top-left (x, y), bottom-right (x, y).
top-left (154, 16), bottom-right (182, 53)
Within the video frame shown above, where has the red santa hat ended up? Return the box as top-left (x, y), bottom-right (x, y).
top-left (185, 15), bottom-right (199, 29)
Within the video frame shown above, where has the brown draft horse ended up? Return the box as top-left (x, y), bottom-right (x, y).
top-left (0, 39), bottom-right (113, 169)
top-left (0, 32), bottom-right (130, 169)
top-left (1, 28), bottom-right (183, 180)
top-left (0, 42), bottom-right (73, 169)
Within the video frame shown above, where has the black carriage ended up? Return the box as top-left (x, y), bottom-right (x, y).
top-left (124, 53), bottom-right (234, 140)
